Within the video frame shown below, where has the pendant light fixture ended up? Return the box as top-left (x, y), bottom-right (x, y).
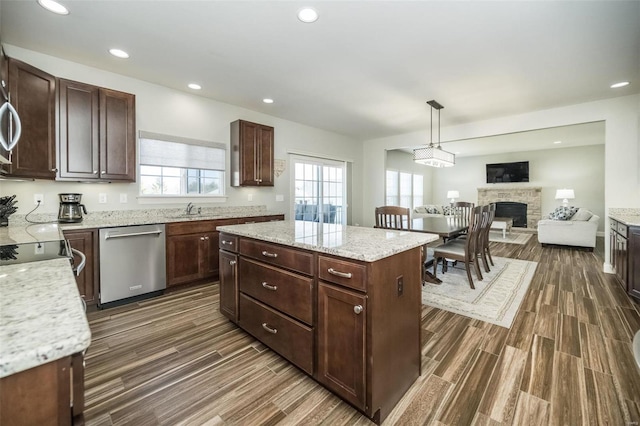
top-left (414, 100), bottom-right (455, 167)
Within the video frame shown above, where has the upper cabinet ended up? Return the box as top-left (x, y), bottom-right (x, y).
top-left (230, 119), bottom-right (274, 187)
top-left (59, 79), bottom-right (136, 182)
top-left (2, 58), bottom-right (56, 179)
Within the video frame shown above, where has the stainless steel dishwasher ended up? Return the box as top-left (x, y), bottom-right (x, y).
top-left (99, 224), bottom-right (166, 307)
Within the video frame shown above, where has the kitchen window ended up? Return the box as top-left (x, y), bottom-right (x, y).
top-left (139, 131), bottom-right (226, 197)
top-left (385, 170), bottom-right (423, 209)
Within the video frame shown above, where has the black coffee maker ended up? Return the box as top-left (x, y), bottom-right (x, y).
top-left (58, 193), bottom-right (87, 223)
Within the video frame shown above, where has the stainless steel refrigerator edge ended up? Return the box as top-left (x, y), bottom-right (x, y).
top-left (99, 224), bottom-right (167, 306)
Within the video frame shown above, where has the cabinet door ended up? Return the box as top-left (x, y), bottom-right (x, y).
top-left (219, 250), bottom-right (238, 322)
top-left (256, 125), bottom-right (274, 185)
top-left (4, 58), bottom-right (56, 179)
top-left (628, 227), bottom-right (640, 300)
top-left (59, 79), bottom-right (100, 179)
top-left (609, 222), bottom-right (617, 277)
top-left (317, 282), bottom-right (367, 410)
top-left (166, 233), bottom-right (204, 286)
top-left (99, 88), bottom-right (136, 181)
top-left (203, 231), bottom-right (218, 279)
top-left (64, 229), bottom-right (97, 305)
top-left (239, 120), bottom-right (259, 185)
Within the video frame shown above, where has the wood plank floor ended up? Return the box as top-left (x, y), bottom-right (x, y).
top-left (84, 236), bottom-right (640, 425)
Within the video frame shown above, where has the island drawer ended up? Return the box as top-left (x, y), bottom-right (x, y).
top-left (239, 239), bottom-right (314, 276)
top-left (219, 233), bottom-right (239, 252)
top-left (239, 258), bottom-right (313, 325)
top-left (318, 255), bottom-right (367, 291)
top-left (239, 294), bottom-right (313, 375)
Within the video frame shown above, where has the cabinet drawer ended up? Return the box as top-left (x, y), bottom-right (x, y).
top-left (239, 258), bottom-right (313, 325)
top-left (610, 220), bottom-right (618, 231)
top-left (239, 294), bottom-right (313, 375)
top-left (219, 233), bottom-right (239, 253)
top-left (240, 239), bottom-right (314, 276)
top-left (618, 223), bottom-right (628, 238)
top-left (318, 256), bottom-right (367, 291)
top-left (166, 220), bottom-right (214, 236)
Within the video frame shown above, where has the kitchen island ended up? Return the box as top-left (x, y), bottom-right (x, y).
top-left (218, 220), bottom-right (438, 423)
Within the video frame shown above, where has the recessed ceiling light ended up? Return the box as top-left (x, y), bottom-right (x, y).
top-left (553, 140), bottom-right (562, 144)
top-left (188, 83), bottom-right (202, 90)
top-left (109, 48), bottom-right (129, 59)
top-left (610, 81), bottom-right (630, 88)
top-left (263, 98), bottom-right (274, 104)
top-left (297, 8), bottom-right (318, 23)
top-left (37, 0), bottom-right (69, 15)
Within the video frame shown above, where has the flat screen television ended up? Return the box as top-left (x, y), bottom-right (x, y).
top-left (486, 161), bottom-right (529, 183)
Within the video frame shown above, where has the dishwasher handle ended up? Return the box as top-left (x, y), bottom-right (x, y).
top-left (71, 248), bottom-right (86, 276)
top-left (104, 230), bottom-right (163, 240)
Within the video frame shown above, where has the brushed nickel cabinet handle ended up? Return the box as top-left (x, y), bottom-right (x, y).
top-left (328, 267), bottom-right (352, 279)
top-left (354, 305), bottom-right (363, 315)
top-left (51, 168), bottom-right (58, 172)
top-left (204, 236), bottom-right (209, 240)
top-left (93, 170), bottom-right (98, 174)
top-left (261, 323), bottom-right (277, 334)
top-left (200, 236), bottom-right (205, 241)
top-left (261, 250), bottom-right (278, 258)
top-left (221, 240), bottom-right (233, 246)
top-left (229, 260), bottom-right (236, 266)
top-left (262, 282), bottom-right (277, 291)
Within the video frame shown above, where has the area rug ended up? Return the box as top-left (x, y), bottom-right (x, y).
top-left (488, 231), bottom-right (532, 245)
top-left (422, 257), bottom-right (537, 328)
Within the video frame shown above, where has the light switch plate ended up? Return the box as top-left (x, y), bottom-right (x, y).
top-left (99, 193), bottom-right (107, 204)
top-left (119, 193), bottom-right (128, 203)
top-left (276, 194), bottom-right (284, 202)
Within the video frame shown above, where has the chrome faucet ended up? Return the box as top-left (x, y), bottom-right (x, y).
top-left (186, 202), bottom-right (194, 215)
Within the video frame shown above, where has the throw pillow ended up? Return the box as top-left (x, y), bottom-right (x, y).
top-left (549, 206), bottom-right (579, 221)
top-left (414, 206), bottom-right (428, 214)
top-left (442, 205), bottom-right (454, 215)
top-left (570, 208), bottom-right (593, 221)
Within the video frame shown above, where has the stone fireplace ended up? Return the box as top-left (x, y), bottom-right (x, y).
top-left (477, 187), bottom-right (542, 229)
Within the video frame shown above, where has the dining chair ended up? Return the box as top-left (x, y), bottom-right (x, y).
top-left (433, 205), bottom-right (483, 289)
top-left (480, 203), bottom-right (496, 268)
top-left (453, 201), bottom-right (474, 222)
top-left (375, 206), bottom-right (410, 230)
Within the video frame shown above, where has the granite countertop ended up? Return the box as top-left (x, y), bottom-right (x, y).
top-left (0, 223), bottom-right (64, 246)
top-left (0, 258), bottom-right (92, 378)
top-left (609, 214), bottom-right (640, 227)
top-left (218, 220), bottom-right (439, 262)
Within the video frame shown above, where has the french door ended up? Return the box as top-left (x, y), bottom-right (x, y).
top-left (291, 155), bottom-right (347, 225)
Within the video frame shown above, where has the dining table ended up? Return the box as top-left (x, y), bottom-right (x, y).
top-left (410, 215), bottom-right (469, 284)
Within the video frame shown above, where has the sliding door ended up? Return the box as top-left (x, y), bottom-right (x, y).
top-left (291, 155), bottom-right (347, 225)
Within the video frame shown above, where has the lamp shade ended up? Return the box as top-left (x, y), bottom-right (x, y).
top-left (555, 189), bottom-right (575, 200)
top-left (446, 190), bottom-right (460, 199)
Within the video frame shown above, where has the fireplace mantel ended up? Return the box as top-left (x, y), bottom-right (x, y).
top-left (477, 187), bottom-right (542, 229)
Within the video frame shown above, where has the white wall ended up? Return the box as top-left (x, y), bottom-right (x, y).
top-left (384, 149), bottom-right (434, 205)
top-left (365, 95), bottom-right (640, 269)
top-left (0, 45), bottom-right (364, 224)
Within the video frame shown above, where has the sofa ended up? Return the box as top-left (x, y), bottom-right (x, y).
top-left (537, 207), bottom-right (599, 250)
top-left (412, 205), bottom-right (456, 219)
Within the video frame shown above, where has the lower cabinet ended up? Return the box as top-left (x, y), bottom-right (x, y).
top-left (0, 352), bottom-right (85, 425)
top-left (609, 218), bottom-right (639, 300)
top-left (63, 229), bottom-right (98, 305)
top-left (221, 233), bottom-right (422, 423)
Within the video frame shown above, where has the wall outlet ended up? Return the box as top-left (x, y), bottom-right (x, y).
top-left (119, 193), bottom-right (128, 203)
top-left (99, 193), bottom-right (107, 204)
top-left (34, 194), bottom-right (44, 205)
top-left (276, 194), bottom-right (284, 202)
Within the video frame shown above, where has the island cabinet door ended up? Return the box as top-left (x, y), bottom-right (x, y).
top-left (219, 250), bottom-right (238, 322)
top-left (317, 281), bottom-right (367, 411)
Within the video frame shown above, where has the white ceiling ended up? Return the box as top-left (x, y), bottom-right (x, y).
top-left (1, 1), bottom-right (638, 143)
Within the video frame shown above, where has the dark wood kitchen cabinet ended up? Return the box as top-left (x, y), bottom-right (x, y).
top-left (63, 229), bottom-right (99, 306)
top-left (230, 119), bottom-right (274, 186)
top-left (1, 58), bottom-right (56, 179)
top-left (609, 218), bottom-right (640, 301)
top-left (58, 79), bottom-right (136, 181)
top-left (219, 234), bottom-right (239, 323)
top-left (224, 230), bottom-right (423, 423)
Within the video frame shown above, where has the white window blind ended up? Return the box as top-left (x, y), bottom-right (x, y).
top-left (139, 131), bottom-right (225, 171)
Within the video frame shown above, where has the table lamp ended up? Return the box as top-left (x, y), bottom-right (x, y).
top-left (555, 188), bottom-right (575, 207)
top-left (447, 190), bottom-right (459, 205)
